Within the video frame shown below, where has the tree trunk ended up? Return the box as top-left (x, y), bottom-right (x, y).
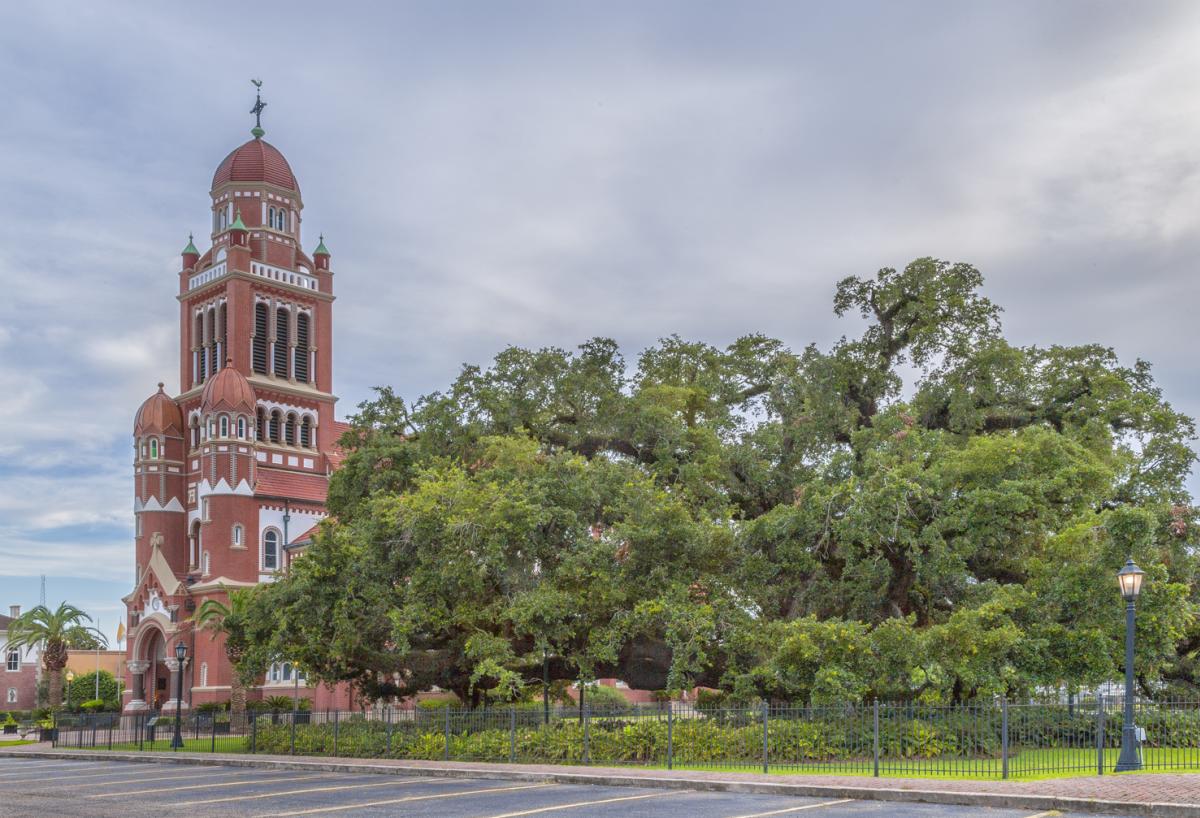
top-left (47, 666), bottom-right (63, 708)
top-left (230, 680), bottom-right (247, 721)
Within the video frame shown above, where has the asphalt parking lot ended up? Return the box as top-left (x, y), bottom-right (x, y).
top-left (0, 757), bottom-right (1138, 818)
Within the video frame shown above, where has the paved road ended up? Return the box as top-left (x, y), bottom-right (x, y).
top-left (0, 757), bottom-right (1139, 818)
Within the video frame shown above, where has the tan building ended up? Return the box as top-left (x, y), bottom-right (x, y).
top-left (65, 650), bottom-right (125, 678)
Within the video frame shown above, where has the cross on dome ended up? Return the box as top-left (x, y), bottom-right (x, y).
top-left (250, 78), bottom-right (267, 139)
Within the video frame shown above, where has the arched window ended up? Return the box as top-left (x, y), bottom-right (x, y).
top-left (199, 662), bottom-right (208, 687)
top-left (218, 415), bottom-right (229, 438)
top-left (285, 413), bottom-right (297, 446)
top-left (139, 439), bottom-right (147, 459)
top-left (202, 551), bottom-right (210, 576)
top-left (217, 301), bottom-right (227, 369)
top-left (8, 647), bottom-right (21, 672)
top-left (269, 206), bottom-right (276, 229)
top-left (149, 439), bottom-right (159, 459)
top-left (300, 416), bottom-right (312, 448)
top-left (232, 524), bottom-right (243, 548)
top-left (253, 303), bottom-right (269, 374)
top-left (256, 407), bottom-right (266, 442)
top-left (269, 410), bottom-right (282, 443)
top-left (190, 520), bottom-right (200, 568)
top-left (273, 307), bottom-right (290, 377)
top-left (263, 529), bottom-right (279, 570)
top-left (237, 417), bottom-right (247, 439)
top-left (295, 312), bottom-right (310, 383)
top-left (206, 305), bottom-right (217, 379)
top-left (190, 418), bottom-right (200, 449)
top-left (194, 312), bottom-right (206, 384)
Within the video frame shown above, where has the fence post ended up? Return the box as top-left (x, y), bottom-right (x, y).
top-left (1001, 697), bottom-right (1009, 780)
top-left (211, 711), bottom-right (217, 753)
top-left (108, 717), bottom-right (114, 751)
top-left (667, 701), bottom-right (674, 771)
top-left (138, 712), bottom-right (144, 752)
top-left (333, 709), bottom-right (340, 757)
top-left (290, 709), bottom-right (297, 755)
top-left (1096, 693), bottom-right (1105, 776)
top-left (251, 713), bottom-right (257, 754)
top-left (386, 706), bottom-right (393, 754)
top-left (444, 705), bottom-right (451, 761)
top-left (762, 702), bottom-right (769, 774)
top-left (509, 707), bottom-right (517, 764)
top-left (873, 700), bottom-right (880, 777)
top-left (583, 702), bottom-right (590, 766)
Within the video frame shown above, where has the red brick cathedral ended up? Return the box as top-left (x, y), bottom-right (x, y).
top-left (123, 100), bottom-right (352, 714)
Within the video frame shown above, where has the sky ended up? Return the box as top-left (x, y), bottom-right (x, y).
top-left (1, 1), bottom-right (1199, 646)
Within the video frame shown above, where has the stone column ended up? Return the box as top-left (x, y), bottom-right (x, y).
top-left (162, 657), bottom-right (190, 713)
top-left (125, 660), bottom-right (150, 712)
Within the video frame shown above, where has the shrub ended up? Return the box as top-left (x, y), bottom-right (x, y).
top-left (579, 684), bottom-right (629, 714)
top-left (79, 699), bottom-right (106, 713)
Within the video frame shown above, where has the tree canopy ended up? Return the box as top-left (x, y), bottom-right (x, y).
top-left (240, 258), bottom-right (1200, 704)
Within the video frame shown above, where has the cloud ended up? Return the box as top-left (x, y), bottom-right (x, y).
top-left (1, 1), bottom-right (1199, 638)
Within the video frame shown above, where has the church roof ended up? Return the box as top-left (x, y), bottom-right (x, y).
top-left (135, 384), bottom-right (184, 435)
top-left (255, 468), bottom-right (329, 504)
top-left (212, 138), bottom-right (299, 192)
top-left (200, 362), bottom-right (256, 415)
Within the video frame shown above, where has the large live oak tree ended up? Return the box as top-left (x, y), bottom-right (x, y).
top-left (238, 259), bottom-right (1200, 704)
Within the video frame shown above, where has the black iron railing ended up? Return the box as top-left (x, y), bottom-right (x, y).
top-left (51, 695), bottom-right (1200, 779)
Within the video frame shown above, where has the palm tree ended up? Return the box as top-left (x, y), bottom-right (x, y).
top-left (193, 590), bottom-right (254, 720)
top-left (6, 603), bottom-right (107, 708)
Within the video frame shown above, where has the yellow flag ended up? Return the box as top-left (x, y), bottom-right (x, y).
top-left (116, 621), bottom-right (126, 644)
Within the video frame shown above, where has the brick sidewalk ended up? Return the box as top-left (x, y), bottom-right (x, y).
top-left (5, 743), bottom-right (1200, 815)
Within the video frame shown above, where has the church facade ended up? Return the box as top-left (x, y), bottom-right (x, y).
top-left (122, 107), bottom-right (352, 713)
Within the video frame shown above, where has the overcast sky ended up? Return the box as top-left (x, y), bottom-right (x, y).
top-left (2, 2), bottom-right (1199, 644)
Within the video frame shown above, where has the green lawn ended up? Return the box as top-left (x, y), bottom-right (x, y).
top-left (0, 739), bottom-right (38, 747)
top-left (656, 747), bottom-right (1200, 781)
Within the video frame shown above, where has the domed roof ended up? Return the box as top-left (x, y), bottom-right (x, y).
top-left (200, 362), bottom-right (256, 414)
top-left (212, 138), bottom-right (298, 192)
top-left (135, 384), bottom-right (184, 435)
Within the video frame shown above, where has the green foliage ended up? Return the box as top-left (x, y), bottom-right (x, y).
top-left (79, 699), bottom-right (106, 713)
top-left (236, 258), bottom-right (1200, 704)
top-left (579, 684), bottom-right (630, 712)
top-left (65, 671), bottom-right (118, 707)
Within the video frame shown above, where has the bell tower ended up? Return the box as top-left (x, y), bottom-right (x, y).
top-left (124, 84), bottom-right (345, 713)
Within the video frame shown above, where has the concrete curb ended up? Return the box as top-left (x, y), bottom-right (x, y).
top-left (4, 749), bottom-right (1197, 817)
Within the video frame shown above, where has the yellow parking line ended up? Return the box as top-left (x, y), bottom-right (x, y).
top-left (1023, 812), bottom-right (1061, 818)
top-left (481, 790), bottom-right (676, 817)
top-left (89, 772), bottom-right (334, 798)
top-left (255, 783), bottom-right (555, 817)
top-left (175, 776), bottom-right (441, 805)
top-left (725, 800), bottom-right (855, 818)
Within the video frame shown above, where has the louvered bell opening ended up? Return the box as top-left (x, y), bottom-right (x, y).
top-left (253, 303), bottom-right (269, 374)
top-left (295, 312), bottom-right (310, 383)
top-left (274, 309), bottom-right (290, 376)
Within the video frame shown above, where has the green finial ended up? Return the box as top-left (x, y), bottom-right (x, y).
top-left (182, 233), bottom-right (199, 255)
top-left (230, 209), bottom-right (247, 231)
top-left (250, 78), bottom-right (266, 139)
top-left (314, 233), bottom-right (330, 256)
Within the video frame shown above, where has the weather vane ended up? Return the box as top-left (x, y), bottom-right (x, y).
top-left (250, 78), bottom-right (266, 138)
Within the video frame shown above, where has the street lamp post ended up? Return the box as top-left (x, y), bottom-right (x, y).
top-left (65, 670), bottom-right (75, 709)
top-left (171, 642), bottom-right (187, 750)
top-left (1114, 557), bottom-right (1145, 772)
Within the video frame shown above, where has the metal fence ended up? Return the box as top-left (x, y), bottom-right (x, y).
top-left (51, 695), bottom-right (1200, 779)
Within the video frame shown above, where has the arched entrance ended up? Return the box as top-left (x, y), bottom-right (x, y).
top-left (142, 629), bottom-right (169, 710)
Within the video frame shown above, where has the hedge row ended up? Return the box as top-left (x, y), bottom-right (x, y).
top-left (245, 705), bottom-right (1200, 762)
top-left (248, 712), bottom-right (1002, 762)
